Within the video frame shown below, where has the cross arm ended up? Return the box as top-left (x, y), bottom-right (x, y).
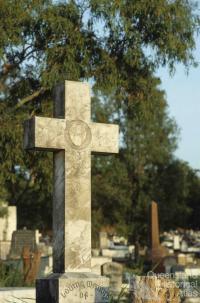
top-left (90, 122), bottom-right (119, 154)
top-left (24, 116), bottom-right (66, 151)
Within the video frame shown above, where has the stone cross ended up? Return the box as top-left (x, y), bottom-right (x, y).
top-left (24, 81), bottom-right (119, 274)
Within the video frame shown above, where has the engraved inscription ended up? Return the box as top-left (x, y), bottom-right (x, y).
top-left (66, 222), bottom-right (91, 270)
top-left (66, 151), bottom-right (90, 177)
top-left (61, 280), bottom-right (109, 301)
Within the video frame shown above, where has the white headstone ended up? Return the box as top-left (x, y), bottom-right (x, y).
top-left (173, 235), bottom-right (180, 251)
top-left (0, 206), bottom-right (17, 241)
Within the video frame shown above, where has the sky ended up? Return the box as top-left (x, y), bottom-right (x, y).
top-left (156, 35), bottom-right (200, 170)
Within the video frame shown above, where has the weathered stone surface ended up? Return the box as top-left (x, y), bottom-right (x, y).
top-left (91, 257), bottom-right (112, 275)
top-left (131, 276), bottom-right (181, 303)
top-left (9, 230), bottom-right (37, 258)
top-left (24, 80), bottom-right (119, 302)
top-left (24, 81), bottom-right (119, 273)
top-left (101, 262), bottom-right (123, 298)
top-left (36, 273), bottom-right (109, 303)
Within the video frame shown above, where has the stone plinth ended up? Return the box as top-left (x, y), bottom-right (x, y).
top-left (91, 257), bottom-right (112, 275)
top-left (150, 246), bottom-right (169, 263)
top-left (148, 246), bottom-right (169, 273)
top-left (131, 276), bottom-right (180, 303)
top-left (36, 272), bottom-right (109, 303)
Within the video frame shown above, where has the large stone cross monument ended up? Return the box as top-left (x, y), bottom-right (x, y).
top-left (24, 81), bottom-right (119, 302)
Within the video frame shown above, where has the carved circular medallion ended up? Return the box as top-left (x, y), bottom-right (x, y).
top-left (66, 120), bottom-right (92, 150)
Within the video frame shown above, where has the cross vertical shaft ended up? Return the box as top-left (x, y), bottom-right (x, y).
top-left (53, 84), bottom-right (65, 273)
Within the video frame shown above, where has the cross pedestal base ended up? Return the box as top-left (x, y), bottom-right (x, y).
top-left (36, 272), bottom-right (110, 303)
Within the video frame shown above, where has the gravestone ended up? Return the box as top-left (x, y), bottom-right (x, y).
top-left (177, 253), bottom-right (187, 266)
top-left (181, 239), bottom-right (188, 252)
top-left (163, 256), bottom-right (177, 273)
top-left (99, 232), bottom-right (109, 249)
top-left (148, 201), bottom-right (168, 271)
top-left (101, 262), bottom-right (123, 298)
top-left (24, 80), bottom-right (119, 302)
top-left (174, 234), bottom-right (181, 251)
top-left (9, 230), bottom-right (37, 258)
top-left (0, 205), bottom-right (17, 241)
top-left (150, 201), bottom-right (160, 249)
top-left (0, 205), bottom-right (17, 260)
top-left (91, 257), bottom-right (112, 275)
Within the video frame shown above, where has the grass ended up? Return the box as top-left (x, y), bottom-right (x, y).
top-left (0, 262), bottom-right (34, 287)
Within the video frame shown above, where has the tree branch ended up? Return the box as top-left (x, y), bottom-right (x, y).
top-left (16, 88), bottom-right (45, 108)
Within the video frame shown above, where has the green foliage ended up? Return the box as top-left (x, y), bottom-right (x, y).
top-left (151, 160), bottom-right (194, 229)
top-left (92, 74), bottom-right (180, 243)
top-left (0, 0), bottom-right (200, 239)
top-left (0, 200), bottom-right (8, 218)
top-left (0, 262), bottom-right (24, 287)
top-left (124, 258), bottom-right (145, 276)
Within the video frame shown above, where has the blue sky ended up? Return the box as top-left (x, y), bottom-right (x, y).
top-left (156, 35), bottom-right (200, 170)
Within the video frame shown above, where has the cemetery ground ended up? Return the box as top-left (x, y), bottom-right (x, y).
top-left (0, 225), bottom-right (200, 303)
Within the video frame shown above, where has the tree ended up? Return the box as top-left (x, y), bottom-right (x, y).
top-left (187, 169), bottom-right (200, 229)
top-left (152, 160), bottom-right (193, 230)
top-left (92, 73), bottom-right (179, 244)
top-left (0, 0), bottom-right (199, 234)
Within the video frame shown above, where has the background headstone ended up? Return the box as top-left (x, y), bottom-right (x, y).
top-left (101, 262), bottom-right (123, 298)
top-left (148, 201), bottom-right (168, 271)
top-left (9, 230), bottom-right (37, 258)
top-left (181, 239), bottom-right (188, 252)
top-left (0, 205), bottom-right (17, 241)
top-left (163, 256), bottom-right (177, 273)
top-left (0, 205), bottom-right (17, 260)
top-left (150, 201), bottom-right (160, 249)
top-left (174, 235), bottom-right (181, 251)
top-left (99, 232), bottom-right (109, 249)
top-left (91, 256), bottom-right (112, 275)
